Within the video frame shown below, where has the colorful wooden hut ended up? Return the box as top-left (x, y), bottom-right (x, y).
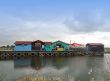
top-left (44, 40), bottom-right (69, 51)
top-left (14, 41), bottom-right (32, 51)
top-left (32, 40), bottom-right (45, 51)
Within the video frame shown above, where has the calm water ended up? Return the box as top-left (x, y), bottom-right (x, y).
top-left (0, 54), bottom-right (110, 81)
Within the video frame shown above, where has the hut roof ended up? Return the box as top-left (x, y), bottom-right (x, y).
top-left (15, 41), bottom-right (32, 45)
top-left (44, 42), bottom-right (52, 45)
top-left (86, 43), bottom-right (104, 46)
top-left (53, 40), bottom-right (69, 45)
top-left (32, 40), bottom-right (45, 45)
top-left (70, 43), bottom-right (83, 46)
top-left (33, 40), bottom-right (43, 43)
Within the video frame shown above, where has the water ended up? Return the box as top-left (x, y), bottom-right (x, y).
top-left (0, 54), bottom-right (110, 81)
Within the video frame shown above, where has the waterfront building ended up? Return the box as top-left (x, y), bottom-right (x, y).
top-left (14, 41), bottom-right (32, 51)
top-left (44, 40), bottom-right (69, 51)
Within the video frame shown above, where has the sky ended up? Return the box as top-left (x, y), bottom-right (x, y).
top-left (0, 0), bottom-right (110, 47)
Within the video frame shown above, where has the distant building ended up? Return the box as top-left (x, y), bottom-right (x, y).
top-left (14, 41), bottom-right (32, 51)
top-left (86, 43), bottom-right (104, 55)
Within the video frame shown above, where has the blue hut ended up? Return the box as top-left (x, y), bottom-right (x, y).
top-left (14, 41), bottom-right (32, 51)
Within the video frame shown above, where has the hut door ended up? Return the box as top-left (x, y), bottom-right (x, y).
top-left (35, 43), bottom-right (42, 50)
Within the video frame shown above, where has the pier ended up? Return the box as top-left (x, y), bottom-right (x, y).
top-left (0, 50), bottom-right (86, 60)
top-left (0, 51), bottom-right (106, 60)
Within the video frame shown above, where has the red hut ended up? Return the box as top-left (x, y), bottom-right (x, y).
top-left (70, 43), bottom-right (83, 47)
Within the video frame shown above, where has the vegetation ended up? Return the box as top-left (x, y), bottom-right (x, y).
top-left (105, 48), bottom-right (110, 53)
top-left (0, 45), bottom-right (15, 51)
top-left (0, 74), bottom-right (6, 81)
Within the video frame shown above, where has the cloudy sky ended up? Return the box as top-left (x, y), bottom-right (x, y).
top-left (0, 0), bottom-right (110, 47)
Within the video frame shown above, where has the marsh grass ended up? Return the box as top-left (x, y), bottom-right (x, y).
top-left (0, 73), bottom-right (6, 81)
top-left (105, 48), bottom-right (110, 53)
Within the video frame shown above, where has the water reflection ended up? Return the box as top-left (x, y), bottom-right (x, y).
top-left (13, 56), bottom-right (110, 81)
top-left (14, 58), bottom-right (31, 68)
top-left (14, 57), bottom-right (70, 70)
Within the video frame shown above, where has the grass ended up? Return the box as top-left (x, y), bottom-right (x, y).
top-left (105, 48), bottom-right (110, 53)
top-left (0, 74), bottom-right (6, 81)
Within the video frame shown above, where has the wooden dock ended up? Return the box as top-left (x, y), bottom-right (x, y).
top-left (0, 50), bottom-right (86, 60)
top-left (0, 48), bottom-right (107, 60)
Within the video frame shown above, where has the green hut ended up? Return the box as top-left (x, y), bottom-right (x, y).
top-left (44, 40), bottom-right (69, 51)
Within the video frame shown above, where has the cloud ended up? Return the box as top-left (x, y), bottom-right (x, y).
top-left (0, 12), bottom-right (110, 47)
top-left (61, 31), bottom-right (110, 47)
top-left (0, 14), bottom-right (69, 46)
top-left (64, 12), bottom-right (110, 33)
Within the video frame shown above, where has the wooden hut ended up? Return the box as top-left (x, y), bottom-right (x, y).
top-left (14, 41), bottom-right (32, 51)
top-left (86, 43), bottom-right (104, 55)
top-left (44, 40), bottom-right (69, 51)
top-left (32, 40), bottom-right (45, 51)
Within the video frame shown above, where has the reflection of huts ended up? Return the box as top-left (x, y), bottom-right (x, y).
top-left (32, 40), bottom-right (45, 51)
top-left (14, 58), bottom-right (31, 68)
top-left (45, 40), bottom-right (69, 51)
top-left (14, 41), bottom-right (32, 51)
top-left (31, 57), bottom-right (42, 70)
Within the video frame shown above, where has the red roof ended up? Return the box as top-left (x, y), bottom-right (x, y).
top-left (15, 41), bottom-right (32, 45)
top-left (33, 40), bottom-right (44, 43)
top-left (44, 42), bottom-right (52, 45)
top-left (70, 43), bottom-right (83, 46)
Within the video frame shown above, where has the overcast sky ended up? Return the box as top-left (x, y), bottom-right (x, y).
top-left (0, 0), bottom-right (110, 47)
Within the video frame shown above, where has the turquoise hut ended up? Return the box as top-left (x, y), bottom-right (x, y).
top-left (44, 40), bottom-right (69, 51)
